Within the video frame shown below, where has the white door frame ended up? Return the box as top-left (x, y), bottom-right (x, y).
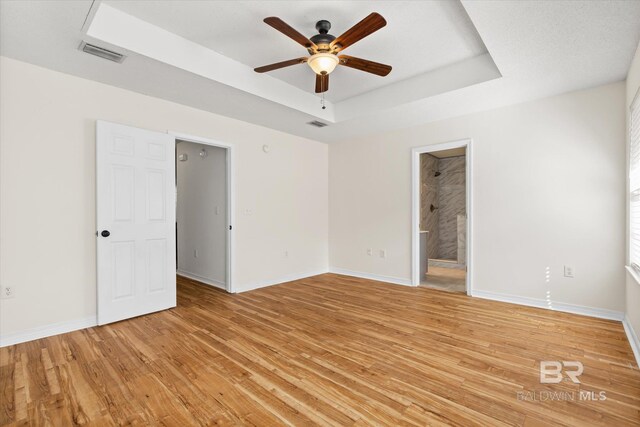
top-left (411, 138), bottom-right (473, 294)
top-left (169, 131), bottom-right (235, 293)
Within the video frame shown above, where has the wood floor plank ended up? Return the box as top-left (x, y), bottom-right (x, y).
top-left (1, 273), bottom-right (639, 426)
top-left (0, 364), bottom-right (15, 425)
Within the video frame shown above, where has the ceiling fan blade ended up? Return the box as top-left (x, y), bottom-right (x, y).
top-left (338, 55), bottom-right (392, 76)
top-left (264, 17), bottom-right (318, 50)
top-left (254, 57), bottom-right (308, 73)
top-left (315, 73), bottom-right (329, 93)
top-left (330, 13), bottom-right (387, 52)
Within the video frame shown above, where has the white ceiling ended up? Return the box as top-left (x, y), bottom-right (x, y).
top-left (1, 1), bottom-right (639, 144)
top-left (105, 1), bottom-right (488, 102)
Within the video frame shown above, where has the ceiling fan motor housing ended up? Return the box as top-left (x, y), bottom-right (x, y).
top-left (310, 20), bottom-right (336, 52)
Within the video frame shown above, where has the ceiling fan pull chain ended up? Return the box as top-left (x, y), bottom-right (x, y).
top-left (321, 91), bottom-right (326, 110)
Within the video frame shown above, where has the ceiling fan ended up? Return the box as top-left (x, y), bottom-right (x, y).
top-left (254, 13), bottom-right (392, 94)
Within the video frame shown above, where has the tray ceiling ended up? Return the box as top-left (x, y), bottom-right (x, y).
top-left (104, 0), bottom-right (489, 103)
top-left (1, 1), bottom-right (639, 143)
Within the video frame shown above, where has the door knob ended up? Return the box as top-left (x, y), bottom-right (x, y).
top-left (101, 230), bottom-right (110, 237)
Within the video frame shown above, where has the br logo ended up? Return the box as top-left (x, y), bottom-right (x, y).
top-left (540, 361), bottom-right (583, 384)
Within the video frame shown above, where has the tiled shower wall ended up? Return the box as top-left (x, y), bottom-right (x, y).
top-left (437, 156), bottom-right (466, 260)
top-left (420, 154), bottom-right (439, 259)
top-left (420, 154), bottom-right (466, 261)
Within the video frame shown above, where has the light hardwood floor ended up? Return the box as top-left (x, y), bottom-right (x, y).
top-left (1, 274), bottom-right (639, 426)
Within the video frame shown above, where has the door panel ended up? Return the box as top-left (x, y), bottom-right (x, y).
top-left (112, 166), bottom-right (135, 222)
top-left (97, 121), bottom-right (176, 325)
top-left (112, 241), bottom-right (135, 300)
top-left (147, 239), bottom-right (167, 293)
top-left (146, 170), bottom-right (166, 221)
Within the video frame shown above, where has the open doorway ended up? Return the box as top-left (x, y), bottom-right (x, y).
top-left (174, 135), bottom-right (233, 292)
top-left (412, 139), bottom-right (472, 294)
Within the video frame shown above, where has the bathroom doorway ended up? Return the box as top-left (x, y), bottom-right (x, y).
top-left (411, 139), bottom-right (472, 293)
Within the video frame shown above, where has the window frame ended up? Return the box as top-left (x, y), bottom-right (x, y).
top-left (629, 87), bottom-right (640, 280)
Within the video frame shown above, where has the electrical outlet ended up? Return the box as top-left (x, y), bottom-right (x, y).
top-left (194, 249), bottom-right (199, 258)
top-left (564, 266), bottom-right (574, 278)
top-left (1, 286), bottom-right (14, 299)
top-left (380, 249), bottom-right (386, 259)
top-left (367, 248), bottom-right (372, 256)
top-left (284, 250), bottom-right (289, 258)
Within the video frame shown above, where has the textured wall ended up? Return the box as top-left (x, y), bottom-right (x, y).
top-left (420, 154), bottom-right (439, 259)
top-left (437, 156), bottom-right (466, 260)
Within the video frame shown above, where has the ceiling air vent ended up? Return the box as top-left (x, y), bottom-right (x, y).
top-left (307, 120), bottom-right (328, 128)
top-left (79, 41), bottom-right (126, 63)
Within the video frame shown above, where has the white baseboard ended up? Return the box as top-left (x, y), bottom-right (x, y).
top-left (0, 316), bottom-right (97, 348)
top-left (329, 267), bottom-right (413, 287)
top-left (470, 289), bottom-right (624, 321)
top-left (1, 270), bottom-right (326, 347)
top-left (237, 269), bottom-right (329, 293)
top-left (177, 270), bottom-right (226, 290)
top-left (623, 315), bottom-right (640, 368)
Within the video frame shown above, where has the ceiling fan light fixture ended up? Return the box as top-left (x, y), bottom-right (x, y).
top-left (307, 52), bottom-right (339, 75)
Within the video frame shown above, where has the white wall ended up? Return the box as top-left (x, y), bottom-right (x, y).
top-left (176, 141), bottom-right (227, 287)
top-left (0, 54), bottom-right (628, 344)
top-left (330, 82), bottom-right (626, 313)
top-left (626, 43), bottom-right (640, 337)
top-left (0, 57), bottom-right (329, 338)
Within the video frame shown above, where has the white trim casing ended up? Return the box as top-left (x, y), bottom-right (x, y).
top-left (177, 271), bottom-right (226, 290)
top-left (329, 267), bottom-right (413, 287)
top-left (169, 131), bottom-right (236, 293)
top-left (627, 265), bottom-right (640, 286)
top-left (3, 272), bottom-right (634, 351)
top-left (0, 316), bottom-right (97, 348)
top-left (238, 270), bottom-right (329, 293)
top-left (411, 139), bottom-right (473, 293)
top-left (470, 289), bottom-right (624, 321)
top-left (628, 87), bottom-right (640, 271)
top-left (330, 268), bottom-right (626, 323)
top-left (1, 269), bottom-right (327, 347)
top-left (623, 315), bottom-right (640, 368)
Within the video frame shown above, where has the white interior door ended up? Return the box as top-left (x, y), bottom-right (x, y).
top-left (96, 120), bottom-right (176, 325)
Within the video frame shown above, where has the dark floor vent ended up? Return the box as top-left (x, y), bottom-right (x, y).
top-left (79, 41), bottom-right (126, 63)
